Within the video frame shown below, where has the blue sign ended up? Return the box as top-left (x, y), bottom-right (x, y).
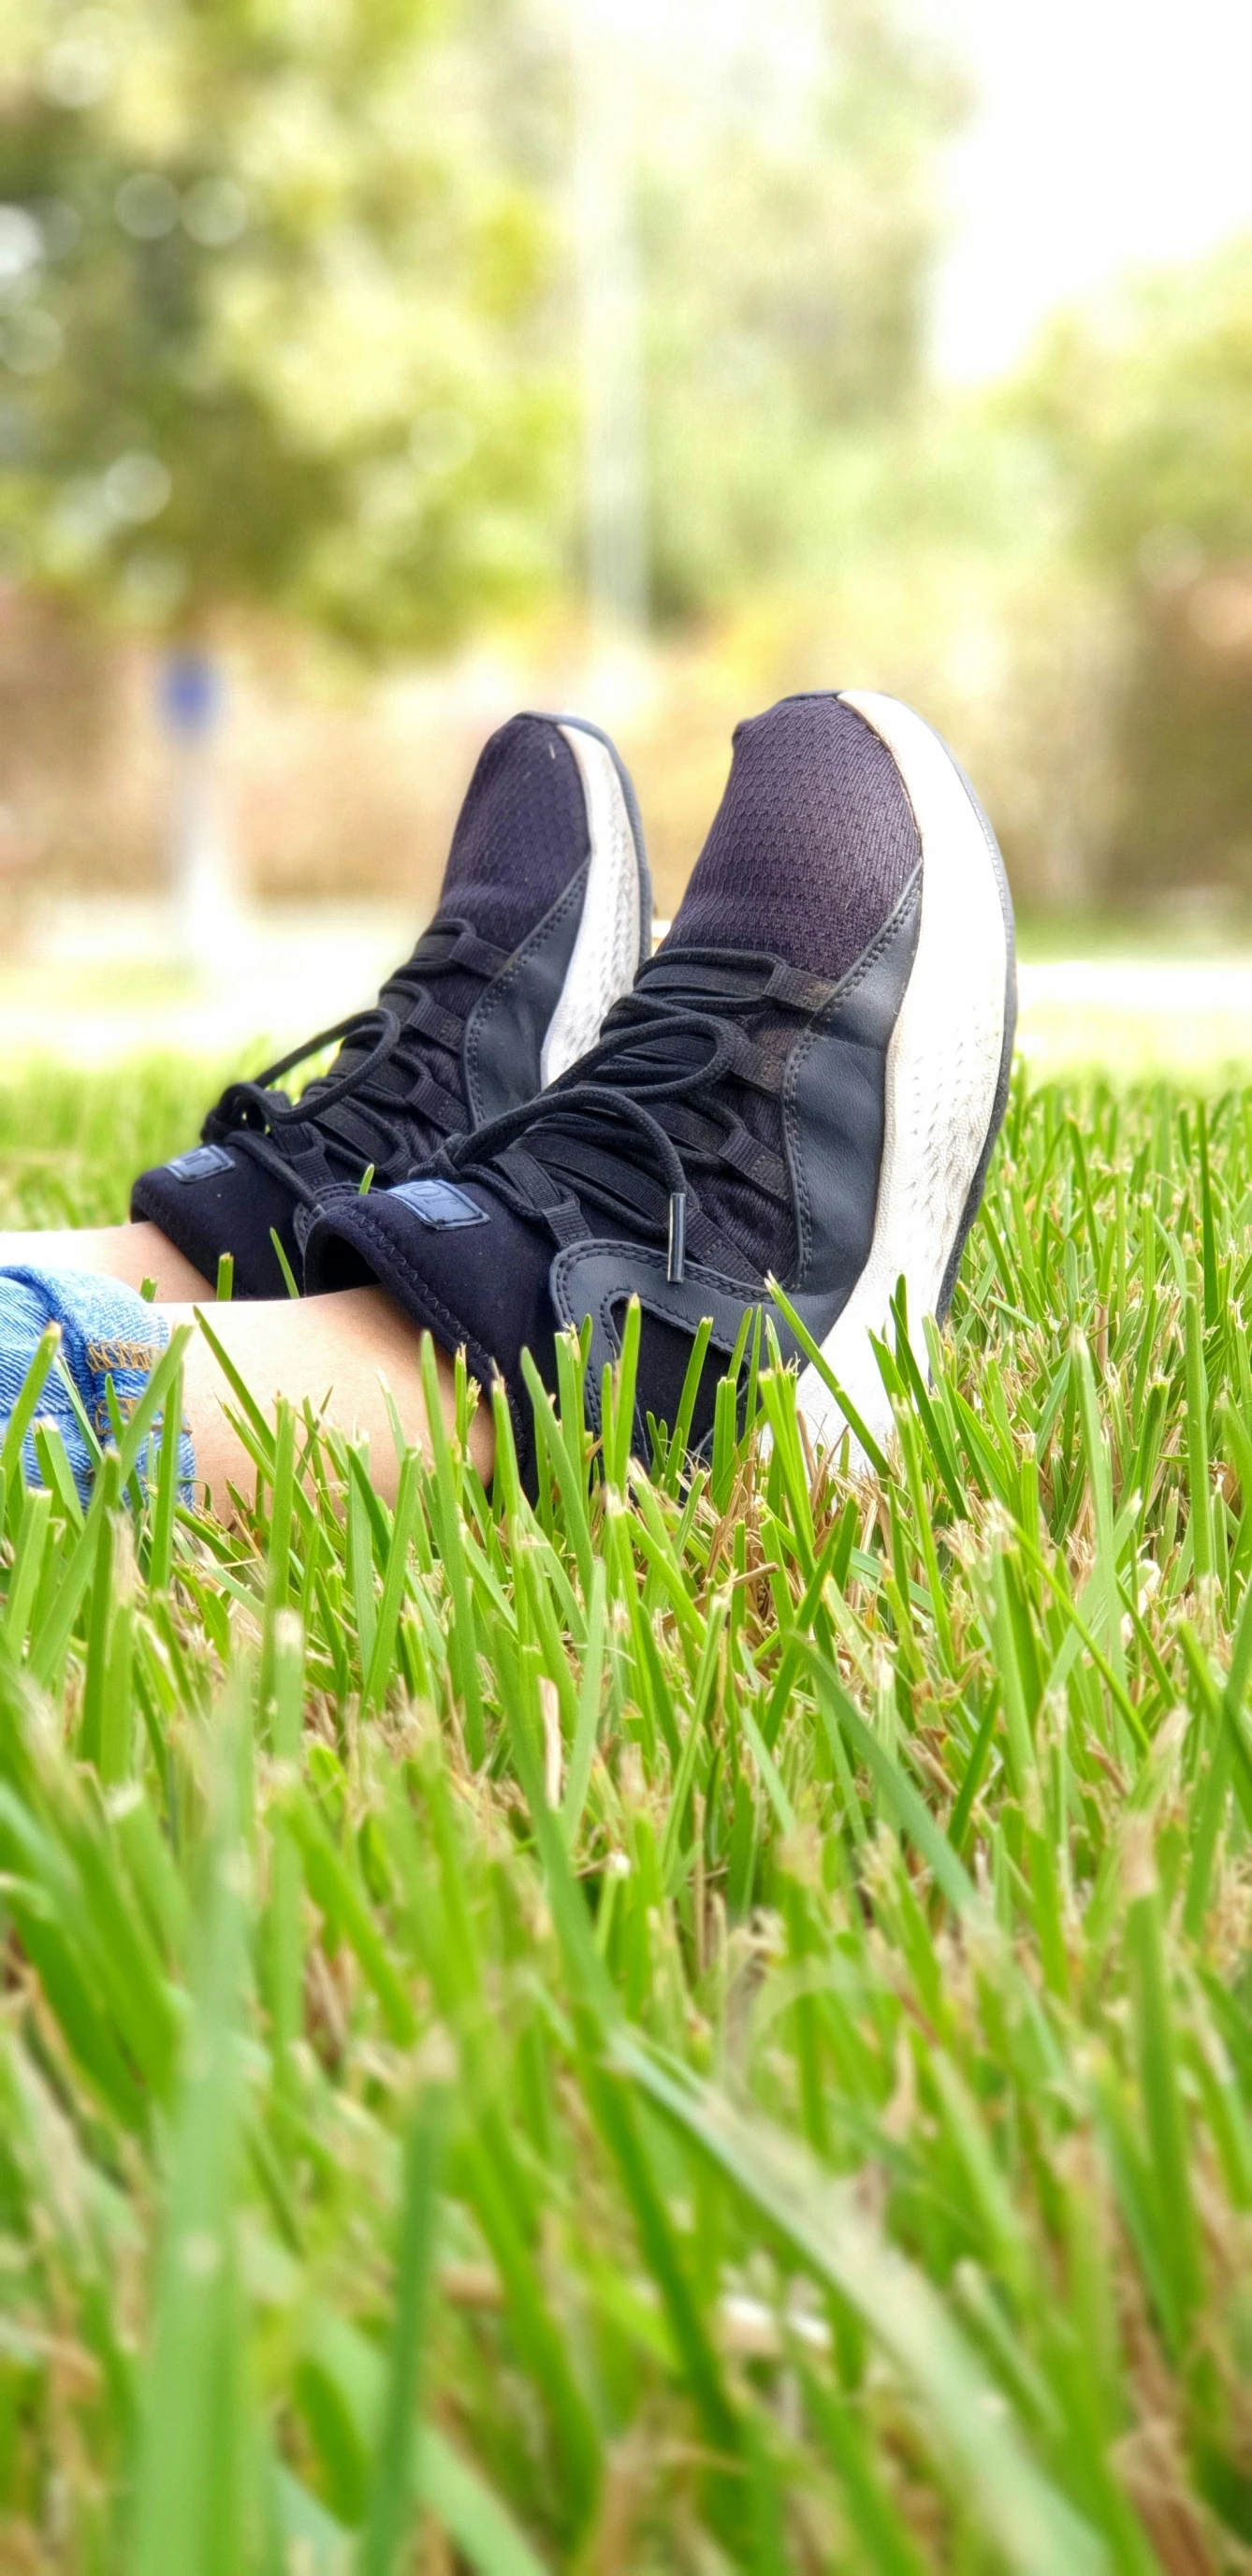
top-left (159, 649), bottom-right (221, 738)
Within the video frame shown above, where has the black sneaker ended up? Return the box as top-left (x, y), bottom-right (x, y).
top-left (130, 711), bottom-right (651, 1296)
top-left (302, 692), bottom-right (1015, 1477)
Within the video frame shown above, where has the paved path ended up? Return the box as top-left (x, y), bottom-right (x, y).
top-left (0, 899), bottom-right (414, 1069)
top-left (2, 900), bottom-right (1251, 1076)
top-left (1016, 956), bottom-right (1252, 1076)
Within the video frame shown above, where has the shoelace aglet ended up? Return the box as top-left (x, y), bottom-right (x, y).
top-left (667, 1191), bottom-right (687, 1284)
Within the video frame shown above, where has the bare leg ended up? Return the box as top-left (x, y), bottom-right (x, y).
top-left (162, 1284), bottom-right (496, 1514)
top-left (0, 1222), bottom-right (213, 1302)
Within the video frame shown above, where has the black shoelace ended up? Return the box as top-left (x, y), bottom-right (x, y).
top-left (202, 918), bottom-right (507, 1208)
top-left (444, 947), bottom-right (837, 1282)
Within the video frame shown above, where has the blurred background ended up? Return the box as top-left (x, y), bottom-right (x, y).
top-left (3, 0), bottom-right (1252, 1071)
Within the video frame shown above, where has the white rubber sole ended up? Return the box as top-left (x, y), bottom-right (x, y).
top-left (540, 722), bottom-right (648, 1086)
top-left (794, 689), bottom-right (1012, 1462)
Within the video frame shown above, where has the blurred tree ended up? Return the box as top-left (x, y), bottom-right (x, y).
top-left (637, 0), bottom-right (966, 618)
top-left (0, 0), bottom-right (963, 648)
top-left (1017, 242), bottom-right (1252, 900)
top-left (0, 0), bottom-right (564, 647)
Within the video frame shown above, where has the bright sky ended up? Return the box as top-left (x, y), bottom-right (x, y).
top-left (616, 0), bottom-right (1252, 384)
top-left (930, 0), bottom-right (1252, 380)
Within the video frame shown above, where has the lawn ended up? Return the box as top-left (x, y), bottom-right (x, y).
top-left (0, 1059), bottom-right (1246, 2574)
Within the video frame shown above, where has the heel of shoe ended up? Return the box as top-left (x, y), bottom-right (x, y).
top-left (797, 690), bottom-right (1015, 1458)
top-left (537, 716), bottom-right (651, 1083)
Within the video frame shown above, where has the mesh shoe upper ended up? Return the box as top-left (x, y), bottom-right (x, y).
top-left (304, 694), bottom-right (926, 1472)
top-left (656, 694), bottom-right (921, 1281)
top-left (206, 715), bottom-right (592, 1195)
top-left (427, 694), bottom-right (923, 1291)
top-left (130, 714), bottom-right (611, 1296)
top-left (667, 694), bottom-right (922, 984)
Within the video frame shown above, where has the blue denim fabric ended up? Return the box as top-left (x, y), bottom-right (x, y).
top-left (0, 1267), bottom-right (196, 1505)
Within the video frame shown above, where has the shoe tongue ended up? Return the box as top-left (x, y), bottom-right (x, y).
top-left (662, 694), bottom-right (920, 983)
top-left (436, 712), bottom-right (590, 957)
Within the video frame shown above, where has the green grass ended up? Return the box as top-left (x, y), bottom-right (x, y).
top-left (0, 1058), bottom-right (232, 1236)
top-left (0, 1061), bottom-right (1248, 2571)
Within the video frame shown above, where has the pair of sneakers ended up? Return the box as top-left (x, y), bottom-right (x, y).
top-left (133, 692), bottom-right (1015, 1480)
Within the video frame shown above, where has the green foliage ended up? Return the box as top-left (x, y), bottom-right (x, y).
top-left (1018, 239), bottom-right (1252, 581)
top-left (1009, 240), bottom-right (1252, 900)
top-left (640, 0), bottom-right (965, 617)
top-left (0, 0), bottom-right (563, 644)
top-left (0, 0), bottom-right (962, 641)
top-left (0, 1062), bottom-right (1245, 2562)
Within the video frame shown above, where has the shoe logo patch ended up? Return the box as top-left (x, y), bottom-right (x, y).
top-left (390, 1178), bottom-right (488, 1228)
top-left (167, 1144), bottom-right (234, 1182)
